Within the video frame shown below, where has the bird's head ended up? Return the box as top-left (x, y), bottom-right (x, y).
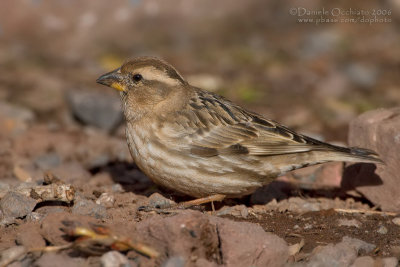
top-left (97, 57), bottom-right (188, 121)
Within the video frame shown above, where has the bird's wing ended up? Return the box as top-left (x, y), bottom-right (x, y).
top-left (168, 89), bottom-right (331, 157)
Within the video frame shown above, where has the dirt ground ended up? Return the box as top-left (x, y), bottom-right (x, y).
top-left (1, 0), bottom-right (399, 266)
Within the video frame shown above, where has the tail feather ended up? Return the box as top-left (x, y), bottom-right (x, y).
top-left (331, 146), bottom-right (384, 164)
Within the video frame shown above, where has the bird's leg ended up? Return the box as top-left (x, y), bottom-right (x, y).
top-left (177, 194), bottom-right (226, 209)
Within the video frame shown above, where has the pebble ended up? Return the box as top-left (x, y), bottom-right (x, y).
top-left (66, 89), bottom-right (123, 132)
top-left (26, 212), bottom-right (43, 222)
top-left (338, 219), bottom-right (361, 228)
top-left (112, 183), bottom-right (124, 193)
top-left (307, 236), bottom-right (375, 266)
top-left (71, 198), bottom-right (107, 219)
top-left (162, 256), bottom-right (185, 267)
top-left (304, 223), bottom-right (313, 230)
top-left (100, 251), bottom-right (131, 267)
top-left (0, 192), bottom-right (37, 219)
top-left (392, 217), bottom-right (400, 226)
top-left (95, 193), bottom-right (115, 208)
top-left (377, 225), bottom-right (388, 235)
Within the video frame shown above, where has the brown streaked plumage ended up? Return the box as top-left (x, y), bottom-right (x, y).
top-left (97, 56), bottom-right (383, 198)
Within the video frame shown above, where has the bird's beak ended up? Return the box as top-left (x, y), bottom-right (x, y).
top-left (96, 69), bottom-right (126, 92)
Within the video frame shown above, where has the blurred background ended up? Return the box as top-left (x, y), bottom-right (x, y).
top-left (1, 0), bottom-right (399, 142)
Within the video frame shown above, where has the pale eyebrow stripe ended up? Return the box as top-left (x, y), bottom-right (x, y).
top-left (135, 67), bottom-right (181, 86)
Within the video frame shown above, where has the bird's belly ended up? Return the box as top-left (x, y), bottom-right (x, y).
top-left (126, 129), bottom-right (264, 197)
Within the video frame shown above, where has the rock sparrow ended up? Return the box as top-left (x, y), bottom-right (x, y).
top-left (97, 57), bottom-right (382, 202)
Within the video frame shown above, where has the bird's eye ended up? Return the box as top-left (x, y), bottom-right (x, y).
top-left (133, 74), bottom-right (143, 82)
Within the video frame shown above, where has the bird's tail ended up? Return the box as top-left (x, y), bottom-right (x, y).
top-left (312, 141), bottom-right (384, 165)
top-left (334, 146), bottom-right (384, 164)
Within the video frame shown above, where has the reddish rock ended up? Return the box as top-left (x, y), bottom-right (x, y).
top-left (209, 216), bottom-right (288, 267)
top-left (282, 161), bottom-right (344, 189)
top-left (346, 107), bottom-right (400, 212)
top-left (134, 210), bottom-right (288, 267)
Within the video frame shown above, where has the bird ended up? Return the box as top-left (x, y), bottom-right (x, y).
top-left (96, 56), bottom-right (383, 207)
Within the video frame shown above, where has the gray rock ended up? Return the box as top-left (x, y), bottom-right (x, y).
top-left (72, 198), bottom-right (107, 219)
top-left (162, 256), bottom-right (185, 267)
top-left (0, 192), bottom-right (37, 219)
top-left (307, 236), bottom-right (375, 267)
top-left (34, 152), bottom-right (61, 170)
top-left (100, 251), bottom-right (131, 267)
top-left (66, 89), bottom-right (123, 132)
top-left (345, 63), bottom-right (378, 88)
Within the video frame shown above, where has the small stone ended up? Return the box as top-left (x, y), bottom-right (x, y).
top-left (377, 225), bottom-right (388, 235)
top-left (392, 217), bottom-right (400, 226)
top-left (216, 205), bottom-right (248, 218)
top-left (162, 256), bottom-right (185, 267)
top-left (95, 193), bottom-right (115, 208)
top-left (308, 236), bottom-right (375, 266)
top-left (100, 251), bottom-right (131, 267)
top-left (147, 193), bottom-right (176, 209)
top-left (0, 192), bottom-right (37, 219)
top-left (304, 223), bottom-right (313, 230)
top-left (72, 198), bottom-right (107, 219)
top-left (112, 183), bottom-right (124, 193)
top-left (338, 219), bottom-right (361, 228)
top-left (26, 212), bottom-right (43, 222)
top-left (66, 89), bottom-right (123, 132)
